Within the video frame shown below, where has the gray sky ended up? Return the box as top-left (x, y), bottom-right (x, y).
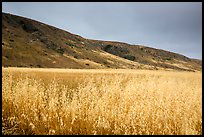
top-left (2, 2), bottom-right (202, 59)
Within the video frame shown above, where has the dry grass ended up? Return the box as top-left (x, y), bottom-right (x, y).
top-left (2, 67), bottom-right (202, 135)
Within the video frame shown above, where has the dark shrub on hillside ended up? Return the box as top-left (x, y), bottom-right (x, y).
top-left (66, 42), bottom-right (75, 47)
top-left (123, 55), bottom-right (135, 61)
top-left (56, 47), bottom-right (65, 54)
top-left (165, 58), bottom-right (172, 61)
top-left (46, 43), bottom-right (57, 50)
top-left (37, 64), bottom-right (42, 68)
top-left (20, 20), bottom-right (38, 33)
top-left (104, 45), bottom-right (113, 52)
top-left (104, 45), bottom-right (129, 57)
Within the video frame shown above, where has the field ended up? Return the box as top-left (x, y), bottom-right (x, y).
top-left (2, 67), bottom-right (202, 135)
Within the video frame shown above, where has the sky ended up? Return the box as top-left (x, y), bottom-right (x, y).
top-left (2, 2), bottom-right (202, 59)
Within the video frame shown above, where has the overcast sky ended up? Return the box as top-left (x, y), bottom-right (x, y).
top-left (2, 2), bottom-right (202, 59)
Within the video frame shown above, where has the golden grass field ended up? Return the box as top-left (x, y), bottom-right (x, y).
top-left (2, 67), bottom-right (202, 135)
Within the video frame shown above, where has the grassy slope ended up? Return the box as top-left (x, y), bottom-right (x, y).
top-left (2, 12), bottom-right (202, 71)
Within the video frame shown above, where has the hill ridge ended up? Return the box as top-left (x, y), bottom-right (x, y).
top-left (2, 12), bottom-right (202, 72)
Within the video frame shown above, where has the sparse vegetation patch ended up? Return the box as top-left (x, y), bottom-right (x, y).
top-left (123, 55), bottom-right (135, 61)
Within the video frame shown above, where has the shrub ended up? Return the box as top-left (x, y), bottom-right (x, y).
top-left (36, 64), bottom-right (41, 68)
top-left (165, 58), bottom-right (171, 61)
top-left (104, 45), bottom-right (113, 52)
top-left (56, 47), bottom-right (65, 54)
top-left (66, 42), bottom-right (75, 47)
top-left (20, 20), bottom-right (38, 32)
top-left (46, 43), bottom-right (57, 50)
top-left (123, 55), bottom-right (135, 61)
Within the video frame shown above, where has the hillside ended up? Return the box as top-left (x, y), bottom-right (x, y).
top-left (2, 12), bottom-right (202, 71)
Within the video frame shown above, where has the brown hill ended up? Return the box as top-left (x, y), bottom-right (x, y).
top-left (2, 12), bottom-right (202, 71)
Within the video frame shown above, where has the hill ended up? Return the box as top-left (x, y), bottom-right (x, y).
top-left (2, 12), bottom-right (202, 71)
